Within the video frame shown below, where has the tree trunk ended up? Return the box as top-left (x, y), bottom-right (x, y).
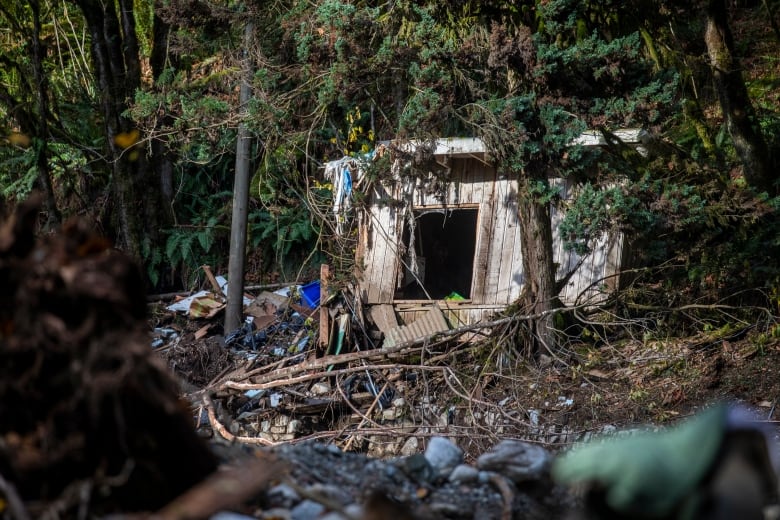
top-left (225, 22), bottom-right (255, 334)
top-left (705, 0), bottom-right (774, 191)
top-left (30, 0), bottom-right (60, 230)
top-left (75, 0), bottom-right (165, 267)
top-left (513, 164), bottom-right (561, 357)
top-left (150, 3), bottom-right (178, 220)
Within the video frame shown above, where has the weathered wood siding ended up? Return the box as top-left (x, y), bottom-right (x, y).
top-left (359, 156), bottom-right (625, 325)
top-left (550, 178), bottom-right (625, 306)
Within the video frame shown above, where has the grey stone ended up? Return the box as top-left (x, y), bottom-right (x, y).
top-left (318, 513), bottom-right (350, 520)
top-left (476, 440), bottom-right (551, 483)
top-left (211, 512), bottom-right (257, 520)
top-left (259, 509), bottom-right (292, 520)
top-left (267, 483), bottom-right (301, 508)
top-left (448, 464), bottom-right (479, 484)
top-left (305, 483), bottom-right (352, 506)
top-left (477, 470), bottom-right (492, 484)
top-left (398, 453), bottom-right (435, 483)
top-left (291, 499), bottom-right (326, 520)
top-left (344, 504), bottom-right (364, 518)
top-left (424, 436), bottom-right (463, 479)
top-left (400, 436), bottom-right (419, 457)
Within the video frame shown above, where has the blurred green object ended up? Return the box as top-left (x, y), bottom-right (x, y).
top-left (552, 404), bottom-right (730, 518)
top-left (444, 291), bottom-right (465, 301)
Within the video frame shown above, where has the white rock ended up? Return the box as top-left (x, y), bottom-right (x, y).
top-left (400, 436), bottom-right (419, 457)
top-left (424, 436), bottom-right (463, 479)
top-left (287, 419), bottom-right (302, 434)
top-left (310, 382), bottom-right (331, 395)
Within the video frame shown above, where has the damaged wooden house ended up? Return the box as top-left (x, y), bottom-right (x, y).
top-left (324, 130), bottom-right (645, 346)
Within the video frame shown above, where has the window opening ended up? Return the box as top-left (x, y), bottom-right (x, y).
top-left (395, 208), bottom-right (478, 300)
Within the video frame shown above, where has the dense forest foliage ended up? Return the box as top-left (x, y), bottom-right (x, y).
top-left (2, 0), bottom-right (780, 351)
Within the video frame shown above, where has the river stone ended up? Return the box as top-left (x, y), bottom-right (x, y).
top-left (476, 440), bottom-right (551, 483)
top-left (267, 483), bottom-right (300, 508)
top-left (424, 436), bottom-right (463, 479)
top-left (291, 499), bottom-right (326, 520)
top-left (449, 463), bottom-right (479, 484)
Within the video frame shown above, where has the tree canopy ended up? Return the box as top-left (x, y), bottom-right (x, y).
top-left (1, 0), bottom-right (779, 349)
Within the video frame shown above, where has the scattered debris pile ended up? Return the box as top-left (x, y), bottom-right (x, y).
top-left (155, 266), bottom-right (535, 455)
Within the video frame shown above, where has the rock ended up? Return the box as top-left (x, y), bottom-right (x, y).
top-left (424, 436), bottom-right (463, 479)
top-left (318, 513), bottom-right (349, 520)
top-left (291, 499), bottom-right (326, 520)
top-left (260, 508), bottom-right (292, 520)
top-left (400, 436), bottom-right (419, 457)
top-left (211, 512), bottom-right (256, 520)
top-left (397, 453), bottom-right (435, 483)
top-left (343, 504), bottom-right (364, 518)
top-left (382, 407), bottom-right (404, 421)
top-left (267, 483), bottom-right (301, 508)
top-left (449, 464), bottom-right (479, 484)
top-left (287, 419), bottom-right (302, 434)
top-left (305, 483), bottom-right (352, 507)
top-left (311, 382), bottom-right (331, 395)
top-left (476, 440), bottom-right (551, 483)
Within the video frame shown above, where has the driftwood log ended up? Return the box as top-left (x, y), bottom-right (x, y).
top-left (0, 195), bottom-right (217, 516)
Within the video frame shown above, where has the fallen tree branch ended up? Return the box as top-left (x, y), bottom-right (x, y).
top-left (203, 394), bottom-right (276, 446)
top-left (220, 363), bottom-right (443, 392)
top-left (218, 314), bottom-right (533, 389)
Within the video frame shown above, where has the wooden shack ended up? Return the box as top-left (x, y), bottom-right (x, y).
top-left (339, 132), bottom-right (643, 338)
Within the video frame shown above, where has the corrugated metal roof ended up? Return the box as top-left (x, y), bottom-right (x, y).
top-left (383, 304), bottom-right (450, 349)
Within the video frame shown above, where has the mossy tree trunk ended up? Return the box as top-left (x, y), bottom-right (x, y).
top-left (705, 0), bottom-right (774, 192)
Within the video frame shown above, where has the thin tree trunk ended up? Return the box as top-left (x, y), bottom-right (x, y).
top-left (705, 0), bottom-right (774, 191)
top-left (30, 0), bottom-right (60, 229)
top-left (226, 22), bottom-right (255, 334)
top-left (151, 4), bottom-right (177, 219)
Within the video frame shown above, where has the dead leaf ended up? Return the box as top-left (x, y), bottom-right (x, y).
top-left (586, 369), bottom-right (609, 380)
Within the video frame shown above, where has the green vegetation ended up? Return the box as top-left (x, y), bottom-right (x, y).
top-left (0, 0), bottom-right (778, 350)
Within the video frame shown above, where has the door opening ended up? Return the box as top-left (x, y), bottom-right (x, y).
top-left (395, 208), bottom-right (478, 300)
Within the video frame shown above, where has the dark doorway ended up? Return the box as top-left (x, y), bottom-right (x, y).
top-left (396, 208), bottom-right (478, 300)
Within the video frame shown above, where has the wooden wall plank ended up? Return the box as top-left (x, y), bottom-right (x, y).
top-left (496, 180), bottom-right (522, 304)
top-left (471, 169), bottom-right (497, 303)
top-left (484, 177), bottom-right (511, 303)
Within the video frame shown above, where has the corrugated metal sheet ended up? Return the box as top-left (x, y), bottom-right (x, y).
top-left (383, 304), bottom-right (449, 349)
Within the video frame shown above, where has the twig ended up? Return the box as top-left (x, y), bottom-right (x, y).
top-left (203, 394), bottom-right (275, 446)
top-left (487, 473), bottom-right (514, 520)
top-left (343, 380), bottom-right (390, 452)
top-left (201, 265), bottom-right (224, 297)
top-left (0, 473), bottom-right (30, 520)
